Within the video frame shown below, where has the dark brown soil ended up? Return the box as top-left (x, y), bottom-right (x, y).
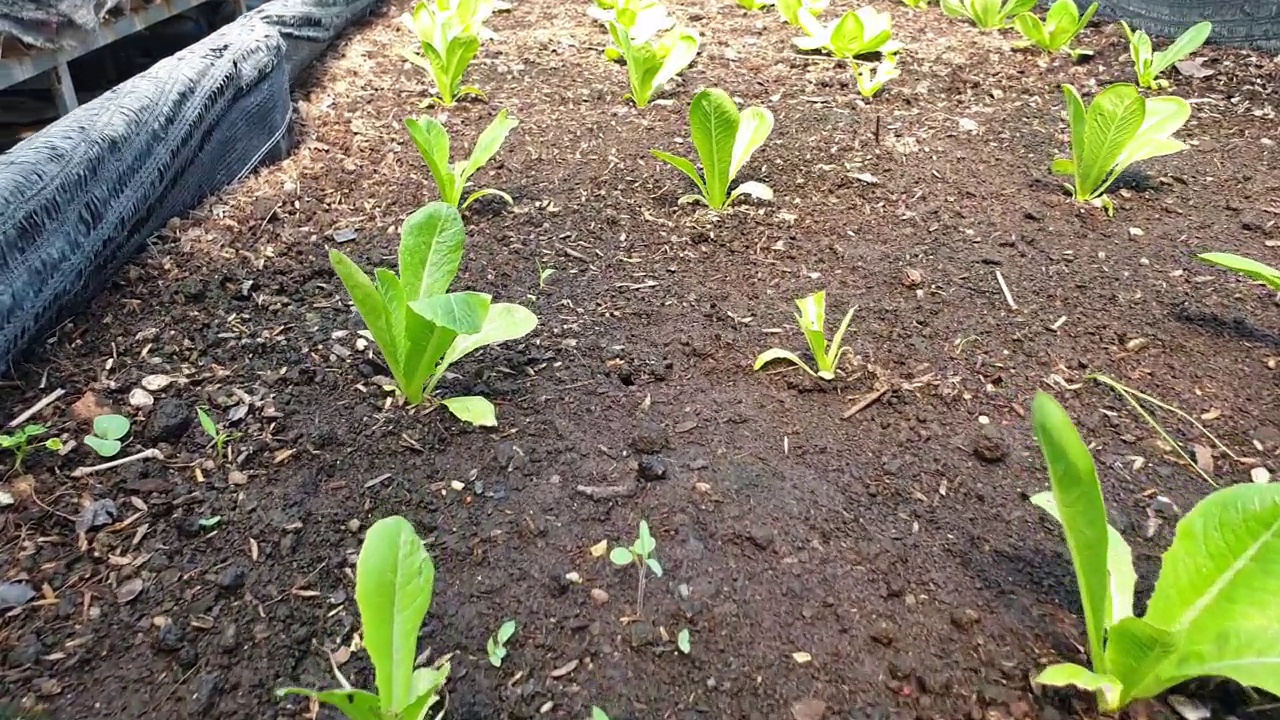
top-left (3, 2), bottom-right (1280, 719)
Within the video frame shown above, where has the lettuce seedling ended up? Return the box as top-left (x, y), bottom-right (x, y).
top-left (754, 291), bottom-right (854, 380)
top-left (793, 6), bottom-right (902, 59)
top-left (1052, 83), bottom-right (1190, 215)
top-left (901, 0), bottom-right (929, 8)
top-left (84, 414), bottom-right (130, 458)
top-left (608, 22), bottom-right (700, 108)
top-left (400, 2), bottom-right (484, 106)
top-left (279, 516), bottom-right (450, 720)
top-left (487, 620), bottom-right (516, 667)
top-left (677, 628), bottom-right (691, 654)
top-left (776, 0), bottom-right (829, 26)
top-left (0, 424), bottom-right (62, 473)
top-left (610, 520), bottom-right (663, 616)
top-left (404, 109), bottom-right (518, 209)
top-left (592, 709), bottom-right (611, 720)
top-left (1029, 391), bottom-right (1280, 711)
top-left (651, 88), bottom-right (774, 209)
top-left (1198, 253), bottom-right (1280, 291)
top-left (941, 0), bottom-right (1035, 29)
top-left (196, 407), bottom-right (241, 462)
top-left (418, 0), bottom-right (507, 40)
top-left (856, 56), bottom-right (900, 98)
top-left (1013, 0), bottom-right (1097, 58)
top-left (329, 202), bottom-right (537, 426)
top-left (738, 0), bottom-right (775, 9)
top-left (1122, 20), bottom-right (1211, 89)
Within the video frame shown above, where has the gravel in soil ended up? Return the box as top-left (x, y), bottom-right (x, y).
top-left (2, 2), bottom-right (1279, 719)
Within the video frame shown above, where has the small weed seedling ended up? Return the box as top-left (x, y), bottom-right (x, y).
top-left (592, 708), bottom-right (611, 720)
top-left (536, 261), bottom-right (557, 288)
top-left (941, 0), bottom-right (1035, 29)
top-left (1199, 253), bottom-right (1280, 292)
top-left (793, 6), bottom-right (902, 59)
top-left (754, 291), bottom-right (854, 380)
top-left (1012, 0), bottom-right (1097, 58)
top-left (84, 414), bottom-right (130, 458)
top-left (651, 88), bottom-right (774, 209)
top-left (856, 56), bottom-right (900, 98)
top-left (609, 21), bottom-right (700, 108)
top-left (1122, 20), bottom-right (1211, 89)
top-left (196, 407), bottom-right (241, 462)
top-left (738, 0), bottom-right (775, 9)
top-left (776, 0), bottom-right (829, 26)
top-left (487, 619), bottom-right (516, 667)
top-left (279, 516), bottom-right (450, 719)
top-left (0, 424), bottom-right (62, 473)
top-left (901, 0), bottom-right (929, 8)
top-left (400, 1), bottom-right (484, 106)
top-left (1053, 83), bottom-right (1189, 215)
top-left (677, 628), bottom-right (691, 654)
top-left (610, 520), bottom-right (663, 616)
top-left (404, 109), bottom-right (518, 209)
top-left (330, 202), bottom-right (537, 425)
top-left (1028, 391), bottom-right (1280, 710)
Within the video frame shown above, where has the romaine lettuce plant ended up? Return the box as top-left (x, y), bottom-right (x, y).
top-left (329, 202), bottom-right (537, 426)
top-left (608, 22), bottom-right (700, 108)
top-left (941, 0), bottom-right (1035, 29)
top-left (414, 0), bottom-right (506, 40)
top-left (754, 291), bottom-right (854, 380)
top-left (738, 0), bottom-right (776, 9)
top-left (651, 88), bottom-right (774, 209)
top-left (856, 56), bottom-right (900, 98)
top-left (404, 109), bottom-right (518, 209)
top-left (279, 516), bottom-right (450, 720)
top-left (1052, 83), bottom-right (1189, 215)
top-left (1122, 20), bottom-right (1212, 89)
top-left (793, 6), bottom-right (902, 58)
top-left (1198, 253), bottom-right (1280, 291)
top-left (901, 0), bottom-right (929, 8)
top-left (1029, 391), bottom-right (1280, 711)
top-left (1013, 0), bottom-right (1097, 58)
top-left (776, 0), bottom-right (829, 26)
top-left (400, 2), bottom-right (484, 106)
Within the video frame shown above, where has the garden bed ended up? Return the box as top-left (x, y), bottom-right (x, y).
top-left (2, 1), bottom-right (1279, 719)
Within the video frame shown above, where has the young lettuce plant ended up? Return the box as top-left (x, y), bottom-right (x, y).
top-left (84, 414), bottom-right (130, 458)
top-left (400, 2), bottom-right (483, 106)
top-left (940, 0), bottom-right (1035, 30)
top-left (1013, 0), bottom-right (1098, 58)
top-left (1029, 391), bottom-right (1280, 711)
top-left (418, 0), bottom-right (507, 40)
top-left (1052, 83), bottom-right (1190, 215)
top-left (901, 0), bottom-right (929, 8)
top-left (329, 202), bottom-right (537, 426)
top-left (1122, 20), bottom-right (1212, 89)
top-left (279, 516), bottom-right (450, 720)
top-left (0, 424), bottom-right (62, 473)
top-left (776, 0), bottom-right (829, 26)
top-left (608, 22), bottom-right (700, 108)
top-left (610, 520), bottom-right (663, 616)
top-left (738, 0), bottom-right (776, 9)
top-left (856, 56), bottom-right (900, 98)
top-left (404, 109), bottom-right (518, 209)
top-left (1198, 253), bottom-right (1280, 291)
top-left (754, 291), bottom-right (854, 380)
top-left (793, 6), bottom-right (902, 59)
top-left (651, 88), bottom-right (774, 209)
top-left (487, 620), bottom-right (516, 667)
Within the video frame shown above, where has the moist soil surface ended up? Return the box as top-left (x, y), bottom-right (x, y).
top-left (3, 2), bottom-right (1280, 719)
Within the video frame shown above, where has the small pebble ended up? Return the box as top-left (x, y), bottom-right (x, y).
top-left (347, 519), bottom-right (361, 532)
top-left (590, 588), bottom-right (609, 604)
top-left (1129, 227), bottom-right (1144, 237)
top-left (141, 374), bottom-right (174, 392)
top-left (564, 572), bottom-right (582, 584)
top-left (128, 388), bottom-right (154, 409)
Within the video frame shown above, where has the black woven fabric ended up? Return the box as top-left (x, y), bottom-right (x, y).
top-left (0, 18), bottom-right (289, 370)
top-left (1099, 1), bottom-right (1280, 49)
top-left (246, 0), bottom-right (381, 78)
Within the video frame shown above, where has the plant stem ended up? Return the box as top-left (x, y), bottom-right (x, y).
top-left (636, 562), bottom-right (647, 618)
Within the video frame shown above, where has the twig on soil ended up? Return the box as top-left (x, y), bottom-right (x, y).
top-left (6, 388), bottom-right (66, 427)
top-left (842, 386), bottom-right (890, 419)
top-left (995, 270), bottom-right (1017, 310)
top-left (70, 448), bottom-right (164, 478)
top-left (575, 478), bottom-right (638, 499)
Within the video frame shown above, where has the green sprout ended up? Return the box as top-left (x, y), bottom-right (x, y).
top-left (592, 708), bottom-right (611, 720)
top-left (487, 619), bottom-right (516, 667)
top-left (84, 414), bottom-right (131, 458)
top-left (609, 520), bottom-right (663, 616)
top-left (196, 407), bottom-right (241, 462)
top-left (754, 291), bottom-right (855, 380)
top-left (537, 261), bottom-right (557, 289)
top-left (677, 628), bottom-right (691, 654)
top-left (1122, 20), bottom-right (1211, 90)
top-left (1, 424), bottom-right (63, 473)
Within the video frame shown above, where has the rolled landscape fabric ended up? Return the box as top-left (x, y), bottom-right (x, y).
top-left (0, 18), bottom-right (290, 372)
top-left (245, 0), bottom-right (383, 79)
top-left (1099, 0), bottom-right (1280, 49)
